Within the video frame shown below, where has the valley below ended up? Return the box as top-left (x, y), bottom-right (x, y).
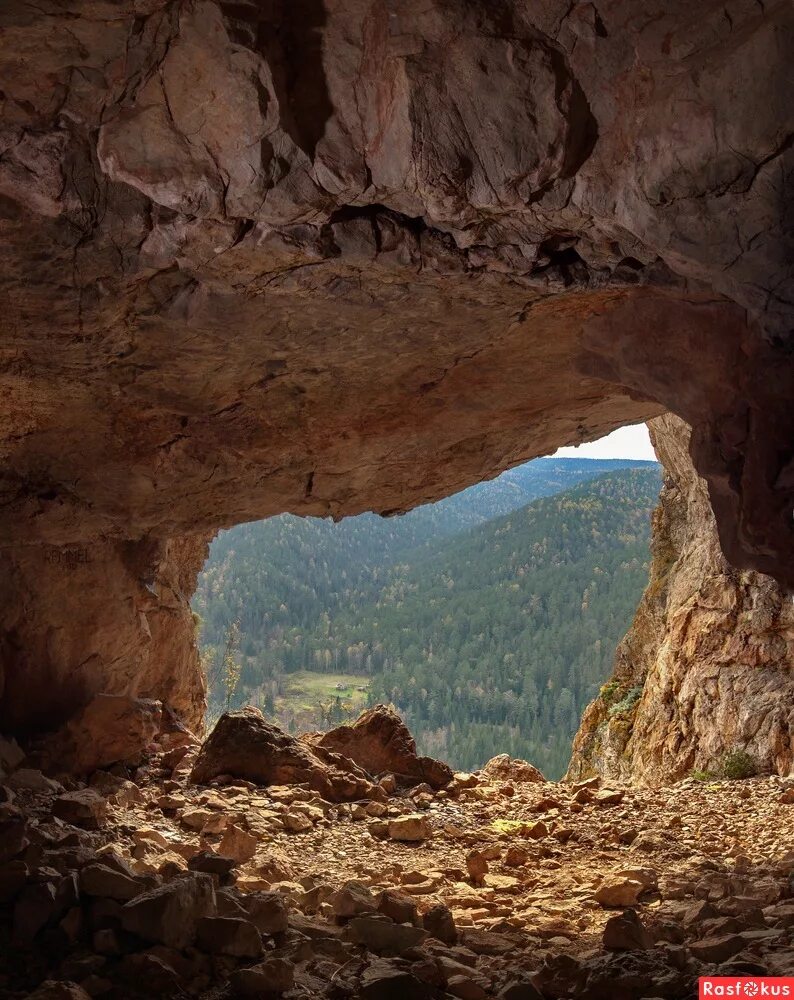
top-left (195, 459), bottom-right (661, 778)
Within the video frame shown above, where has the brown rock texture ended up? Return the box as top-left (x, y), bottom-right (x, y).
top-left (2, 725), bottom-right (793, 998)
top-left (311, 705), bottom-right (453, 790)
top-left (40, 694), bottom-right (163, 775)
top-left (190, 706), bottom-right (377, 802)
top-left (568, 414), bottom-right (794, 785)
top-left (0, 0), bottom-right (792, 738)
top-left (0, 534), bottom-right (207, 735)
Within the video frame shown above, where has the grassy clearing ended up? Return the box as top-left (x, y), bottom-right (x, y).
top-left (275, 671), bottom-right (370, 716)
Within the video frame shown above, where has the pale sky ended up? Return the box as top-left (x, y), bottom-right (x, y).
top-left (554, 422), bottom-right (657, 461)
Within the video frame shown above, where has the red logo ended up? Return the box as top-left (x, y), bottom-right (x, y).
top-left (700, 980), bottom-right (794, 998)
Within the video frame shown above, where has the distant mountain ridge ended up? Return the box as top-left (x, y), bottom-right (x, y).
top-left (196, 456), bottom-right (659, 648)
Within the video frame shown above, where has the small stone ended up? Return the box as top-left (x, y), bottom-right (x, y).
top-left (388, 814), bottom-right (431, 842)
top-left (498, 981), bottom-right (544, 1000)
top-left (595, 878), bottom-right (646, 908)
top-left (188, 850), bottom-right (237, 880)
top-left (282, 811), bottom-right (313, 832)
top-left (196, 915), bottom-right (263, 958)
top-left (200, 812), bottom-right (228, 835)
top-left (603, 909), bottom-right (653, 951)
top-left (53, 789), bottom-right (108, 829)
top-left (181, 807), bottom-right (213, 831)
top-left (230, 957), bottom-right (294, 996)
top-left (595, 789), bottom-right (625, 806)
top-left (423, 903), bottom-right (457, 944)
top-left (466, 849), bottom-right (488, 886)
top-left (219, 823), bottom-right (258, 863)
top-left (505, 846), bottom-right (529, 867)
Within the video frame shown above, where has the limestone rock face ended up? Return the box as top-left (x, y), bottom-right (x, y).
top-left (42, 694), bottom-right (163, 775)
top-left (0, 535), bottom-right (207, 735)
top-left (568, 415), bottom-right (794, 785)
top-left (0, 0), bottom-right (792, 740)
top-left (311, 705), bottom-right (453, 790)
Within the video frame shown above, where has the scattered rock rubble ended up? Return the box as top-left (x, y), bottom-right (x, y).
top-left (1, 707), bottom-right (793, 998)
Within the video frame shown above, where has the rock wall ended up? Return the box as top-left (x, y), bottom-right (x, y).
top-left (0, 534), bottom-right (208, 736)
top-left (0, 0), bottom-right (792, 743)
top-left (568, 415), bottom-right (794, 785)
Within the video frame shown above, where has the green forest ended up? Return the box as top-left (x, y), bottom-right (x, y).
top-left (193, 460), bottom-right (661, 779)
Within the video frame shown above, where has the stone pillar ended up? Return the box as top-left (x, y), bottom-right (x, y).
top-left (568, 415), bottom-right (794, 784)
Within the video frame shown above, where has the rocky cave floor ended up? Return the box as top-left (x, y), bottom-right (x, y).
top-left (1, 724), bottom-right (793, 1000)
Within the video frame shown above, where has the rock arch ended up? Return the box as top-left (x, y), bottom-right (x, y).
top-left (0, 0), bottom-right (791, 743)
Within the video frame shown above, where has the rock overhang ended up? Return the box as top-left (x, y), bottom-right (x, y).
top-left (0, 1), bottom-right (792, 573)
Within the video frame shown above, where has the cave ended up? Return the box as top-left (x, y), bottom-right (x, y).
top-left (0, 1), bottom-right (793, 996)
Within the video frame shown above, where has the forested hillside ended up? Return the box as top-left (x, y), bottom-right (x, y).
top-left (193, 460), bottom-right (661, 778)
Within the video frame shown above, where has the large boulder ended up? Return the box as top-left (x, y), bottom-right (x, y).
top-left (190, 708), bottom-right (374, 802)
top-left (311, 705), bottom-right (453, 790)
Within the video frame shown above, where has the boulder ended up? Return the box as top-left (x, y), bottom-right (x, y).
top-left (188, 851), bottom-right (237, 881)
top-left (378, 889), bottom-right (419, 926)
top-left (7, 768), bottom-right (61, 793)
top-left (361, 960), bottom-right (434, 999)
top-left (0, 805), bottom-right (29, 862)
top-left (27, 984), bottom-right (92, 1000)
top-left (482, 755), bottom-right (544, 784)
top-left (190, 708), bottom-right (373, 802)
top-left (0, 736), bottom-right (24, 773)
top-left (346, 914), bottom-right (427, 955)
top-left (312, 705), bottom-right (453, 790)
top-left (329, 881), bottom-right (379, 919)
top-left (241, 891), bottom-right (289, 934)
top-left (53, 789), bottom-right (108, 829)
top-left (79, 863), bottom-right (145, 901)
top-left (120, 873), bottom-right (216, 949)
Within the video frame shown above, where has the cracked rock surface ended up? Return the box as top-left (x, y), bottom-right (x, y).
top-left (1, 719), bottom-right (793, 998)
top-left (569, 414), bottom-right (794, 783)
top-left (0, 0), bottom-right (792, 734)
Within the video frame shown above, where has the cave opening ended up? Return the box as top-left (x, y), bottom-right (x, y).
top-left (192, 422), bottom-right (664, 782)
top-left (1, 0), bottom-right (793, 993)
